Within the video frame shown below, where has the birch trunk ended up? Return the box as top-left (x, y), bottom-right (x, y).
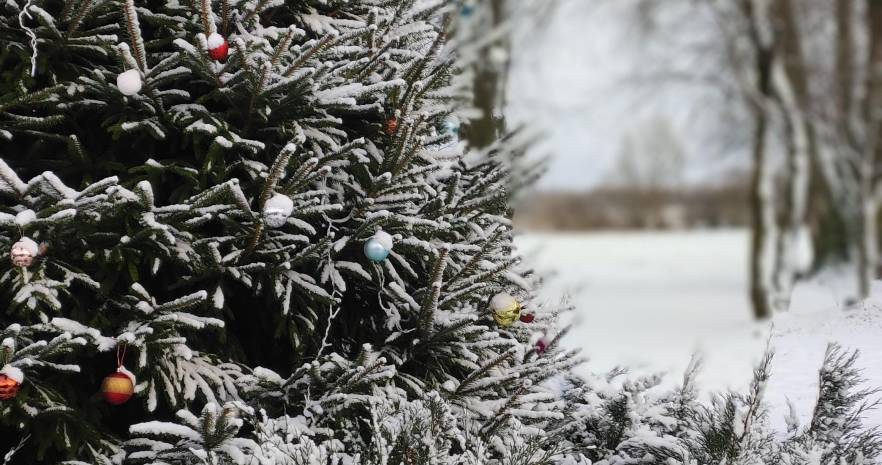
top-left (857, 0), bottom-right (882, 299)
top-left (745, 0), bottom-right (778, 319)
top-left (770, 0), bottom-right (814, 310)
top-left (857, 181), bottom-right (879, 297)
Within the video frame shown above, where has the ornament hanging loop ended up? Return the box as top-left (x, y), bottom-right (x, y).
top-left (18, 0), bottom-right (38, 77)
top-left (116, 340), bottom-right (127, 370)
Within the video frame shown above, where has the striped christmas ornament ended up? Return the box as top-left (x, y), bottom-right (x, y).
top-left (102, 369), bottom-right (134, 405)
top-left (0, 365), bottom-right (23, 400)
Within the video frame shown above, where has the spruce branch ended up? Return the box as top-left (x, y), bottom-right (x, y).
top-left (418, 247), bottom-right (448, 336)
top-left (0, 158), bottom-right (26, 197)
top-left (242, 222), bottom-right (264, 259)
top-left (280, 157), bottom-right (320, 195)
top-left (239, 0), bottom-right (271, 28)
top-left (232, 38), bottom-right (257, 84)
top-left (392, 121), bottom-right (427, 176)
top-left (59, 0), bottom-right (77, 22)
top-left (526, 326), bottom-right (571, 361)
top-left (0, 84), bottom-right (65, 113)
top-left (122, 0), bottom-right (147, 72)
top-left (198, 0), bottom-right (215, 35)
top-left (65, 0), bottom-right (92, 37)
top-left (245, 61), bottom-right (272, 131)
top-left (735, 349), bottom-right (773, 454)
top-left (448, 229), bottom-right (505, 285)
top-left (259, 143), bottom-right (298, 209)
top-left (455, 347), bottom-right (516, 396)
top-left (220, 0), bottom-right (230, 35)
top-left (481, 381), bottom-right (530, 439)
top-left (271, 26), bottom-right (300, 68)
top-left (386, 116), bottom-right (421, 176)
top-left (283, 30), bottom-right (374, 78)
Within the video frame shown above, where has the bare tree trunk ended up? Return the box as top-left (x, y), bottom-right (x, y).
top-left (802, 0), bottom-right (853, 272)
top-left (770, 0), bottom-right (815, 310)
top-left (468, 0), bottom-right (509, 149)
top-left (857, 0), bottom-right (882, 298)
top-left (837, 0), bottom-right (855, 122)
top-left (743, 0), bottom-right (777, 319)
top-left (749, 104), bottom-right (775, 319)
top-left (857, 180), bottom-right (879, 297)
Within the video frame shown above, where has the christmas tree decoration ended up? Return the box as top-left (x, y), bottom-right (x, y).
top-left (116, 69), bottom-right (142, 95)
top-left (364, 230), bottom-right (394, 262)
top-left (384, 116), bottom-right (399, 135)
top-left (206, 32), bottom-right (229, 61)
top-left (101, 370), bottom-right (135, 405)
top-left (490, 292), bottom-right (521, 327)
top-left (460, 0), bottom-right (476, 17)
top-left (4, 1), bottom-right (882, 463)
top-left (441, 116), bottom-right (461, 136)
top-left (535, 337), bottom-right (549, 355)
top-left (519, 313), bottom-right (535, 324)
top-left (102, 342), bottom-right (135, 405)
top-left (263, 193), bottom-right (294, 228)
top-left (10, 237), bottom-right (39, 268)
top-left (0, 365), bottom-right (23, 400)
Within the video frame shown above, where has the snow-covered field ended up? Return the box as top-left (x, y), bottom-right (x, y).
top-left (517, 229), bottom-right (882, 430)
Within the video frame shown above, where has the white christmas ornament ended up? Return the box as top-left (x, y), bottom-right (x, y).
top-left (117, 69), bottom-right (142, 96)
top-left (263, 193), bottom-right (294, 228)
top-left (10, 237), bottom-right (39, 267)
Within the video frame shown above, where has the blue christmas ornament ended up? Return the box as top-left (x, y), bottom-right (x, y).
top-left (364, 230), bottom-right (394, 262)
top-left (460, 2), bottom-right (475, 17)
top-left (364, 239), bottom-right (390, 262)
top-left (441, 116), bottom-right (460, 136)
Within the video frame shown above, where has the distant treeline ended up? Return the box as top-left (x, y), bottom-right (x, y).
top-left (515, 184), bottom-right (749, 231)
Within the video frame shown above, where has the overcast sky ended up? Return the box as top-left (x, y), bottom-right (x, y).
top-left (506, 1), bottom-right (748, 191)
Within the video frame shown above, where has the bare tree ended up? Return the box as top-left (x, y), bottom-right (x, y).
top-left (629, 0), bottom-right (882, 316)
top-left (464, 0), bottom-right (561, 149)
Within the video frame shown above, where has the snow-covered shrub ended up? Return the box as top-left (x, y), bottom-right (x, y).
top-left (559, 346), bottom-right (882, 465)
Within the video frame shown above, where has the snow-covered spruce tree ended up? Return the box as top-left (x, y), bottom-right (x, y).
top-left (774, 344), bottom-right (882, 465)
top-left (563, 346), bottom-right (882, 465)
top-left (0, 0), bottom-right (578, 463)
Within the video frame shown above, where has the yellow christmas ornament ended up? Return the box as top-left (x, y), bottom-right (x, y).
top-left (490, 293), bottom-right (521, 327)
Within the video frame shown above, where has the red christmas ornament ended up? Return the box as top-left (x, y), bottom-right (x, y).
top-left (102, 370), bottom-right (134, 405)
top-left (384, 116), bottom-right (399, 135)
top-left (519, 313), bottom-right (535, 323)
top-left (103, 341), bottom-right (135, 405)
top-left (535, 338), bottom-right (549, 355)
top-left (207, 33), bottom-right (229, 61)
top-left (0, 375), bottom-right (20, 400)
top-left (0, 365), bottom-right (23, 400)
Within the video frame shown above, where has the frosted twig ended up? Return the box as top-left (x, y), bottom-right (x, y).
top-left (316, 241), bottom-right (341, 360)
top-left (375, 266), bottom-right (394, 315)
top-left (18, 0), bottom-right (38, 77)
top-left (3, 434), bottom-right (29, 464)
top-left (316, 292), bottom-right (341, 360)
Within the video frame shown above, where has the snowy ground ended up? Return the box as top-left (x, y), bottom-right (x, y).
top-left (516, 229), bottom-right (882, 430)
